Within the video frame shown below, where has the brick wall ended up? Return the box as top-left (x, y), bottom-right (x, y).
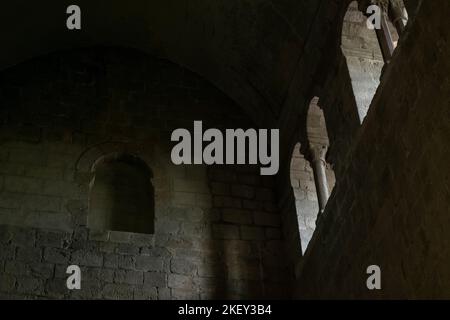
top-left (0, 48), bottom-right (290, 299)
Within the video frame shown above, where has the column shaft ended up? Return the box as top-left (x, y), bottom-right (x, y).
top-left (310, 145), bottom-right (330, 215)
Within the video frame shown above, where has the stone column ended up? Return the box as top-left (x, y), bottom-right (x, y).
top-left (389, 0), bottom-right (407, 36)
top-left (309, 144), bottom-right (330, 215)
top-left (360, 0), bottom-right (395, 63)
top-left (376, 11), bottom-right (396, 62)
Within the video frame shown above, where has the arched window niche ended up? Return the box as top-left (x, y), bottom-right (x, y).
top-left (342, 1), bottom-right (385, 122)
top-left (342, 0), bottom-right (409, 123)
top-left (88, 153), bottom-right (155, 235)
top-left (290, 98), bottom-right (336, 254)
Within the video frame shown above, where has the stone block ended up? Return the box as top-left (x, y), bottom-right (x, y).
top-left (242, 200), bottom-right (261, 210)
top-left (155, 219), bottom-right (180, 234)
top-left (265, 228), bottom-right (282, 240)
top-left (102, 283), bottom-right (134, 300)
top-left (143, 272), bottom-right (167, 287)
top-left (117, 255), bottom-right (135, 270)
top-left (196, 194), bottom-right (212, 208)
top-left (158, 287), bottom-right (171, 300)
top-left (197, 263), bottom-right (226, 278)
top-left (231, 185), bottom-right (255, 199)
top-left (210, 182), bottom-right (230, 195)
top-left (36, 230), bottom-right (68, 248)
top-left (171, 288), bottom-right (199, 300)
top-left (44, 279), bottom-right (68, 299)
top-left (168, 274), bottom-right (196, 290)
top-left (44, 247), bottom-right (70, 264)
top-left (114, 270), bottom-right (144, 285)
top-left (103, 253), bottom-right (119, 268)
top-left (212, 224), bottom-right (240, 240)
top-left (222, 209), bottom-right (253, 225)
top-left (173, 178), bottom-right (209, 193)
top-left (108, 231), bottom-right (132, 243)
top-left (16, 246), bottom-right (42, 263)
top-left (0, 274), bottom-right (16, 292)
top-left (0, 244), bottom-right (15, 260)
top-left (133, 285), bottom-right (158, 300)
top-left (16, 277), bottom-right (44, 295)
top-left (213, 196), bottom-right (241, 208)
top-left (84, 267), bottom-right (114, 283)
top-left (115, 243), bottom-right (140, 255)
top-left (4, 176), bottom-right (43, 194)
top-left (170, 258), bottom-right (197, 276)
top-left (11, 228), bottom-right (36, 247)
top-left (71, 250), bottom-right (103, 267)
top-left (172, 192), bottom-right (196, 206)
top-left (240, 226), bottom-right (265, 240)
top-left (135, 256), bottom-right (164, 272)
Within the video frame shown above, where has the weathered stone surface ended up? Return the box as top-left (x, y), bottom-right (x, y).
top-left (0, 245), bottom-right (15, 260)
top-left (240, 226), bottom-right (265, 240)
top-left (170, 258), bottom-right (197, 276)
top-left (133, 285), bottom-right (158, 300)
top-left (168, 274), bottom-right (196, 290)
top-left (221, 209), bottom-right (253, 225)
top-left (71, 250), bottom-right (103, 267)
top-left (143, 272), bottom-right (167, 287)
top-left (212, 224), bottom-right (240, 240)
top-left (135, 256), bottom-right (164, 272)
top-left (253, 212), bottom-right (281, 227)
top-left (114, 270), bottom-right (144, 285)
top-left (0, 275), bottom-right (16, 292)
top-left (16, 247), bottom-right (42, 263)
top-left (44, 247), bottom-right (70, 264)
top-left (102, 283), bottom-right (134, 300)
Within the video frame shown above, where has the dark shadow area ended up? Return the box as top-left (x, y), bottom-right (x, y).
top-left (89, 153), bottom-right (155, 234)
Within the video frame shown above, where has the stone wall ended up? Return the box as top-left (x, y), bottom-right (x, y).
top-left (319, 51), bottom-right (361, 179)
top-left (0, 0), bottom-right (447, 301)
top-left (0, 48), bottom-right (290, 299)
top-left (295, 0), bottom-right (450, 299)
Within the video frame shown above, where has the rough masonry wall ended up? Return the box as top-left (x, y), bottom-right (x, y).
top-left (295, 0), bottom-right (450, 299)
top-left (319, 51), bottom-right (361, 179)
top-left (0, 48), bottom-right (290, 299)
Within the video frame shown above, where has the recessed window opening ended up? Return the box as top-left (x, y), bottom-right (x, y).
top-left (88, 153), bottom-right (155, 235)
top-left (291, 98), bottom-right (335, 254)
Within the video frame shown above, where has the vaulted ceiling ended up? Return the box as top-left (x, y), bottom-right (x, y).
top-left (1, 0), bottom-right (346, 125)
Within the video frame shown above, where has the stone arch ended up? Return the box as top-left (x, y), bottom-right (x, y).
top-left (74, 139), bottom-right (171, 232)
top-left (88, 152), bottom-right (155, 234)
top-left (289, 97), bottom-right (336, 255)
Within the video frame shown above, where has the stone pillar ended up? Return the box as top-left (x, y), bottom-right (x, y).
top-left (309, 144), bottom-right (330, 215)
top-left (389, 0), bottom-right (407, 35)
top-left (360, 0), bottom-right (395, 63)
top-left (376, 11), bottom-right (396, 62)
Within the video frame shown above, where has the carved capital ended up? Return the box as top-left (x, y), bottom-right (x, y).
top-left (359, 0), bottom-right (389, 14)
top-left (309, 144), bottom-right (328, 163)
